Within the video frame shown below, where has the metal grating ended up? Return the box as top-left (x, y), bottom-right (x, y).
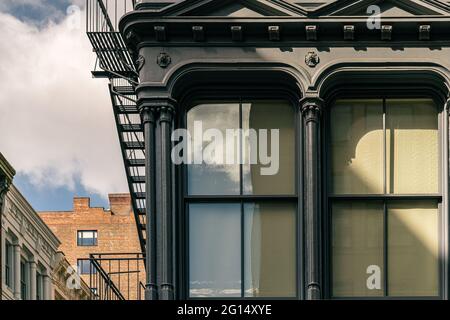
top-left (86, 0), bottom-right (137, 78)
top-left (86, 0), bottom-right (147, 254)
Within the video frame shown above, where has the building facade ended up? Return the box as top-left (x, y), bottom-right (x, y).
top-left (39, 194), bottom-right (145, 300)
top-left (87, 0), bottom-right (450, 300)
top-left (1, 153), bottom-right (91, 301)
top-left (1, 177), bottom-right (59, 299)
top-left (52, 252), bottom-right (91, 300)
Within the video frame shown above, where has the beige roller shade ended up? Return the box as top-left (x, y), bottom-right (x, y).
top-left (331, 100), bottom-right (384, 194)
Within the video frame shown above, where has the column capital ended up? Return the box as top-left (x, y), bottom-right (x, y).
top-left (300, 96), bottom-right (324, 124)
top-left (300, 96), bottom-right (324, 113)
top-left (138, 97), bottom-right (177, 114)
top-left (140, 107), bottom-right (156, 124)
top-left (158, 106), bottom-right (175, 124)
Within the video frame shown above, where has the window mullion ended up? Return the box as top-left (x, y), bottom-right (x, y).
top-left (239, 98), bottom-right (245, 298)
top-left (241, 201), bottom-right (245, 298)
top-left (383, 98), bottom-right (387, 195)
top-left (383, 201), bottom-right (388, 297)
top-left (239, 98), bottom-right (243, 196)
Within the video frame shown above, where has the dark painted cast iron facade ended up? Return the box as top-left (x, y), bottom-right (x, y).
top-left (88, 0), bottom-right (450, 300)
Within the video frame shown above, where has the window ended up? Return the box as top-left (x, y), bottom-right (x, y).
top-left (330, 98), bottom-right (440, 298)
top-left (77, 230), bottom-right (98, 246)
top-left (5, 242), bottom-right (12, 288)
top-left (186, 100), bottom-right (298, 298)
top-left (77, 259), bottom-right (97, 275)
top-left (36, 272), bottom-right (43, 300)
top-left (20, 260), bottom-right (28, 300)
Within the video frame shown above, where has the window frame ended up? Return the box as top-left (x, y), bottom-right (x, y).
top-left (36, 271), bottom-right (43, 301)
top-left (5, 241), bottom-right (12, 289)
top-left (324, 93), bottom-right (446, 300)
top-left (77, 259), bottom-right (97, 275)
top-left (20, 259), bottom-right (28, 300)
top-left (178, 89), bottom-right (303, 300)
top-left (77, 230), bottom-right (98, 247)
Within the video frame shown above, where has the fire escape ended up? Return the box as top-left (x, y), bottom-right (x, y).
top-left (86, 0), bottom-right (147, 254)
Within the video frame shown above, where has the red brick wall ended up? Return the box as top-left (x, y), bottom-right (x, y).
top-left (39, 194), bottom-right (144, 300)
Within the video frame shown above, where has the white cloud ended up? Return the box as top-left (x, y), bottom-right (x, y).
top-left (0, 10), bottom-right (128, 197)
top-left (0, 0), bottom-right (45, 10)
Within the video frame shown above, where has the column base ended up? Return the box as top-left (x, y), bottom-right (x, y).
top-left (145, 284), bottom-right (158, 300)
top-left (306, 283), bottom-right (321, 300)
top-left (159, 284), bottom-right (175, 300)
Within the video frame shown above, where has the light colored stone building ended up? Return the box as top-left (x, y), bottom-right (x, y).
top-left (52, 252), bottom-right (91, 300)
top-left (1, 153), bottom-right (91, 300)
top-left (1, 184), bottom-right (59, 300)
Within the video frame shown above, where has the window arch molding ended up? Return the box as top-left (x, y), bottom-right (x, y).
top-left (313, 63), bottom-right (450, 103)
top-left (164, 64), bottom-right (307, 104)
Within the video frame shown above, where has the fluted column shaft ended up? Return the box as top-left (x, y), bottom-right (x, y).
top-left (301, 97), bottom-right (323, 300)
top-left (140, 98), bottom-right (176, 300)
top-left (141, 107), bottom-right (158, 300)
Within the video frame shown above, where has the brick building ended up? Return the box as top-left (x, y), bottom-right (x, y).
top-left (39, 194), bottom-right (145, 300)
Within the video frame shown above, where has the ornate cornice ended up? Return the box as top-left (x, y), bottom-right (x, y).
top-left (0, 176), bottom-right (10, 197)
top-left (0, 152), bottom-right (15, 186)
top-left (121, 17), bottom-right (450, 50)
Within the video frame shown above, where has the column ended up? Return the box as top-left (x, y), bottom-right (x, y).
top-left (300, 96), bottom-right (324, 300)
top-left (156, 103), bottom-right (176, 300)
top-left (140, 105), bottom-right (158, 300)
top-left (0, 175), bottom-right (11, 299)
top-left (29, 260), bottom-right (36, 300)
top-left (43, 274), bottom-right (51, 300)
top-left (1, 224), bottom-right (5, 292)
top-left (13, 244), bottom-right (21, 299)
top-left (139, 97), bottom-right (177, 301)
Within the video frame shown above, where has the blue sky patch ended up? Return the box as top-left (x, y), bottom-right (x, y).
top-left (14, 173), bottom-right (109, 211)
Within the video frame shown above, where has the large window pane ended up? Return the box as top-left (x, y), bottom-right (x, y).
top-left (388, 201), bottom-right (439, 296)
top-left (77, 230), bottom-right (98, 246)
top-left (189, 204), bottom-right (241, 297)
top-left (332, 202), bottom-right (384, 297)
top-left (331, 100), bottom-right (384, 194)
top-left (386, 99), bottom-right (438, 194)
top-left (244, 202), bottom-right (296, 297)
top-left (187, 103), bottom-right (240, 195)
top-left (77, 259), bottom-right (97, 275)
top-left (242, 101), bottom-right (295, 195)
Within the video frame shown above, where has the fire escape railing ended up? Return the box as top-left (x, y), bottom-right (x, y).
top-left (86, 0), bottom-right (147, 254)
top-left (83, 253), bottom-right (146, 300)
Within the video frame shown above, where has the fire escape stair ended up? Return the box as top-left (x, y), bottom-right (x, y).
top-left (87, 0), bottom-right (147, 254)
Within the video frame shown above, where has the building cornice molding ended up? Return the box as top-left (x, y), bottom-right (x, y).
top-left (6, 186), bottom-right (61, 251)
top-left (0, 153), bottom-right (15, 185)
top-left (120, 16), bottom-right (450, 50)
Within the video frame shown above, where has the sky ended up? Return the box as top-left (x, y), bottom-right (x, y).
top-left (0, 0), bottom-right (128, 210)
